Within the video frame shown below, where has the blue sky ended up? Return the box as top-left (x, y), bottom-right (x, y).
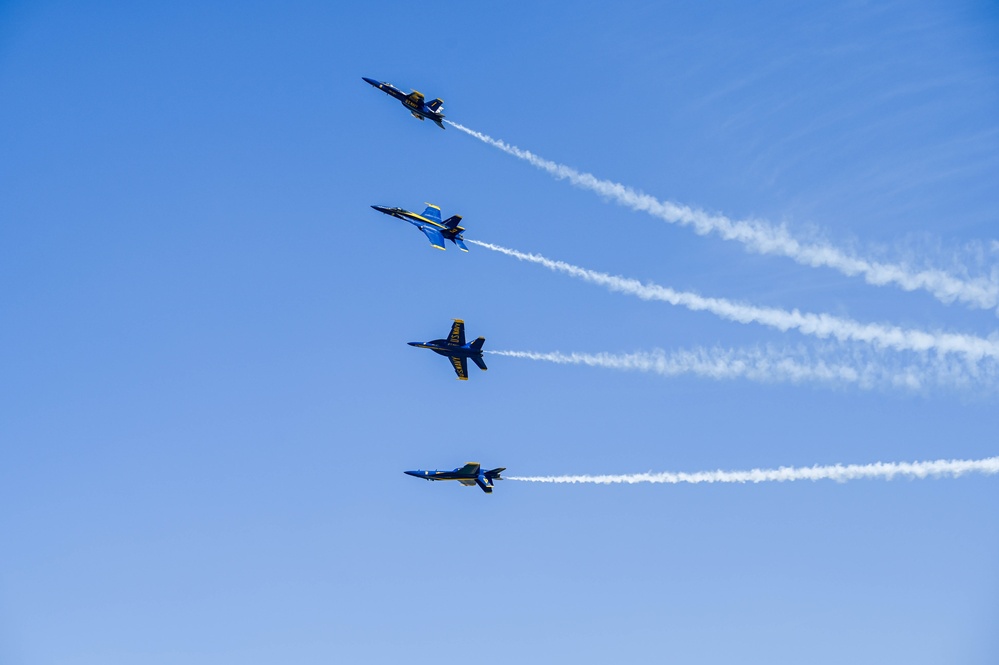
top-left (1, 1), bottom-right (998, 663)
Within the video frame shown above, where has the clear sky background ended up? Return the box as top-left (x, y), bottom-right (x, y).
top-left (2, 1), bottom-right (998, 663)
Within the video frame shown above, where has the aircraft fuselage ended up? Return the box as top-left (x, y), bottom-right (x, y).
top-left (408, 340), bottom-right (483, 359)
top-left (371, 205), bottom-right (441, 231)
top-left (408, 320), bottom-right (487, 380)
top-left (362, 77), bottom-right (445, 128)
top-left (370, 204), bottom-right (467, 251)
top-left (404, 463), bottom-right (506, 493)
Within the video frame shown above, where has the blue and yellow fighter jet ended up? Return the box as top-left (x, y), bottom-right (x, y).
top-left (362, 77), bottom-right (445, 129)
top-left (405, 462), bottom-right (506, 494)
top-left (370, 203), bottom-right (468, 252)
top-left (408, 319), bottom-right (486, 380)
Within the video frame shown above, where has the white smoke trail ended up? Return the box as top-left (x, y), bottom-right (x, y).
top-left (508, 456), bottom-right (999, 485)
top-left (469, 239), bottom-right (999, 362)
top-left (489, 348), bottom-right (987, 392)
top-left (490, 348), bottom-right (867, 387)
top-left (448, 121), bottom-right (999, 312)
top-left (492, 347), bottom-right (999, 392)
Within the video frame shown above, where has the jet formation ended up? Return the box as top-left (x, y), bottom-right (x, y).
top-left (363, 77), bottom-right (502, 493)
top-left (371, 202), bottom-right (468, 251)
top-left (362, 77), bottom-right (446, 129)
top-left (405, 463), bottom-right (506, 493)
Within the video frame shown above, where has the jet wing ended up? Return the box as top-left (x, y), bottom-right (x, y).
top-left (421, 204), bottom-right (443, 225)
top-left (419, 226), bottom-right (446, 250)
top-left (448, 320), bottom-right (466, 346)
top-left (457, 463), bottom-right (481, 475)
top-left (449, 356), bottom-right (468, 380)
top-left (458, 479), bottom-right (477, 486)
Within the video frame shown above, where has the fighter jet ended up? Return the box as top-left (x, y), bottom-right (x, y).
top-left (362, 77), bottom-right (446, 129)
top-left (405, 462), bottom-right (506, 494)
top-left (370, 202), bottom-right (468, 252)
top-left (408, 319), bottom-right (486, 380)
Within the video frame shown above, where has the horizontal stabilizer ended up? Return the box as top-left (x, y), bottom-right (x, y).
top-left (453, 237), bottom-right (469, 252)
top-left (469, 337), bottom-right (485, 351)
top-left (471, 355), bottom-right (487, 371)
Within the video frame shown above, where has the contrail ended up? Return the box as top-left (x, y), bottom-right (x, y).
top-left (469, 239), bottom-right (999, 362)
top-left (508, 456), bottom-right (999, 485)
top-left (489, 347), bottom-right (999, 392)
top-left (448, 121), bottom-right (999, 312)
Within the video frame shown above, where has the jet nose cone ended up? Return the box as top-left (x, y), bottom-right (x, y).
top-left (362, 77), bottom-right (379, 86)
top-left (407, 342), bottom-right (420, 347)
top-left (371, 205), bottom-right (390, 213)
top-left (404, 470), bottom-right (423, 478)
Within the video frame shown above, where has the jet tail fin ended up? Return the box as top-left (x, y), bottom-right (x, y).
top-left (469, 337), bottom-right (485, 351)
top-left (476, 468), bottom-right (504, 492)
top-left (471, 355), bottom-right (487, 371)
top-left (442, 215), bottom-right (463, 229)
top-left (427, 98), bottom-right (444, 112)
